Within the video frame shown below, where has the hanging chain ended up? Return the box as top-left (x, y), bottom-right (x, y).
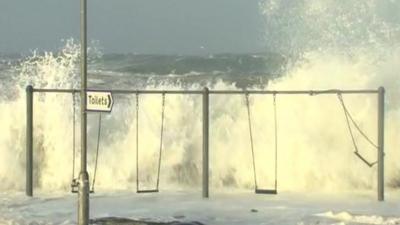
top-left (72, 93), bottom-right (76, 182)
top-left (136, 93), bottom-right (140, 191)
top-left (338, 94), bottom-right (378, 149)
top-left (337, 94), bottom-right (377, 167)
top-left (245, 93), bottom-right (258, 189)
top-left (156, 93), bottom-right (166, 189)
top-left (91, 113), bottom-right (102, 192)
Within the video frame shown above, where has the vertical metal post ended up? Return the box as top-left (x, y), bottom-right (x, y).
top-left (26, 85), bottom-right (33, 197)
top-left (202, 87), bottom-right (209, 198)
top-left (78, 0), bottom-right (90, 224)
top-left (377, 86), bottom-right (385, 201)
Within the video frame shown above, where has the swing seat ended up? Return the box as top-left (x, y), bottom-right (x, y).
top-left (137, 189), bottom-right (159, 193)
top-left (246, 94), bottom-right (279, 196)
top-left (354, 151), bottom-right (376, 168)
top-left (338, 94), bottom-right (378, 169)
top-left (136, 93), bottom-right (165, 194)
top-left (255, 189), bottom-right (277, 195)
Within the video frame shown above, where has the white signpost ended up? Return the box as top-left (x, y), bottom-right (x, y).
top-left (86, 91), bottom-right (114, 112)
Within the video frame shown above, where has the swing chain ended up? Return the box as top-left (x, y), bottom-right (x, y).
top-left (337, 93), bottom-right (378, 148)
top-left (136, 93), bottom-right (166, 193)
top-left (337, 93), bottom-right (378, 167)
top-left (246, 92), bottom-right (279, 193)
top-left (72, 93), bottom-right (76, 180)
top-left (245, 93), bottom-right (258, 189)
top-left (70, 92), bottom-right (103, 193)
top-left (91, 113), bottom-right (102, 192)
top-left (156, 93), bottom-right (166, 189)
top-left (135, 92), bottom-right (140, 192)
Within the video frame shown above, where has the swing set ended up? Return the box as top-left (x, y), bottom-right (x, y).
top-left (245, 93), bottom-right (278, 194)
top-left (71, 94), bottom-right (102, 193)
top-left (135, 93), bottom-right (166, 193)
top-left (70, 90), bottom-right (379, 195)
top-left (337, 94), bottom-right (378, 167)
top-left (25, 86), bottom-right (385, 201)
top-left (70, 92), bottom-right (168, 194)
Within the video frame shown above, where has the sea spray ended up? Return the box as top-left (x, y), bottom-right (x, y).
top-left (0, 44), bottom-right (398, 193)
top-left (260, 0), bottom-right (400, 191)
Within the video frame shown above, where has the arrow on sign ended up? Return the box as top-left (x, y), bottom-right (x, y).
top-left (107, 94), bottom-right (112, 108)
top-left (86, 91), bottom-right (114, 113)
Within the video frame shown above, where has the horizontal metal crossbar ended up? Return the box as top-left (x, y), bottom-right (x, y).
top-left (32, 88), bottom-right (380, 95)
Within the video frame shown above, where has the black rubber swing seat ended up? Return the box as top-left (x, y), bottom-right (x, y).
top-left (136, 189), bottom-right (159, 193)
top-left (255, 189), bottom-right (278, 195)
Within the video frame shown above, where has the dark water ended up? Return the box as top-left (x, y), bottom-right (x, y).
top-left (88, 53), bottom-right (286, 89)
top-left (92, 53), bottom-right (285, 76)
top-left (0, 52), bottom-right (287, 93)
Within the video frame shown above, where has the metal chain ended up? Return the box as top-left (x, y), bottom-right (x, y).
top-left (337, 94), bottom-right (377, 167)
top-left (338, 94), bottom-right (378, 148)
top-left (91, 113), bottom-right (102, 192)
top-left (338, 94), bottom-right (378, 149)
top-left (245, 93), bottom-right (258, 189)
top-left (156, 93), bottom-right (166, 189)
top-left (72, 93), bottom-right (76, 181)
top-left (136, 93), bottom-right (139, 191)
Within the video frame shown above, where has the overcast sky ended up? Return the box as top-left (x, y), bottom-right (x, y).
top-left (0, 0), bottom-right (266, 54)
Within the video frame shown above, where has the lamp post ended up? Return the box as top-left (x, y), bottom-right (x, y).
top-left (78, 0), bottom-right (90, 224)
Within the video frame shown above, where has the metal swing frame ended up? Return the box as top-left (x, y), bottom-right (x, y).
top-left (135, 93), bottom-right (165, 193)
top-left (25, 86), bottom-right (385, 201)
top-left (245, 93), bottom-right (278, 195)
